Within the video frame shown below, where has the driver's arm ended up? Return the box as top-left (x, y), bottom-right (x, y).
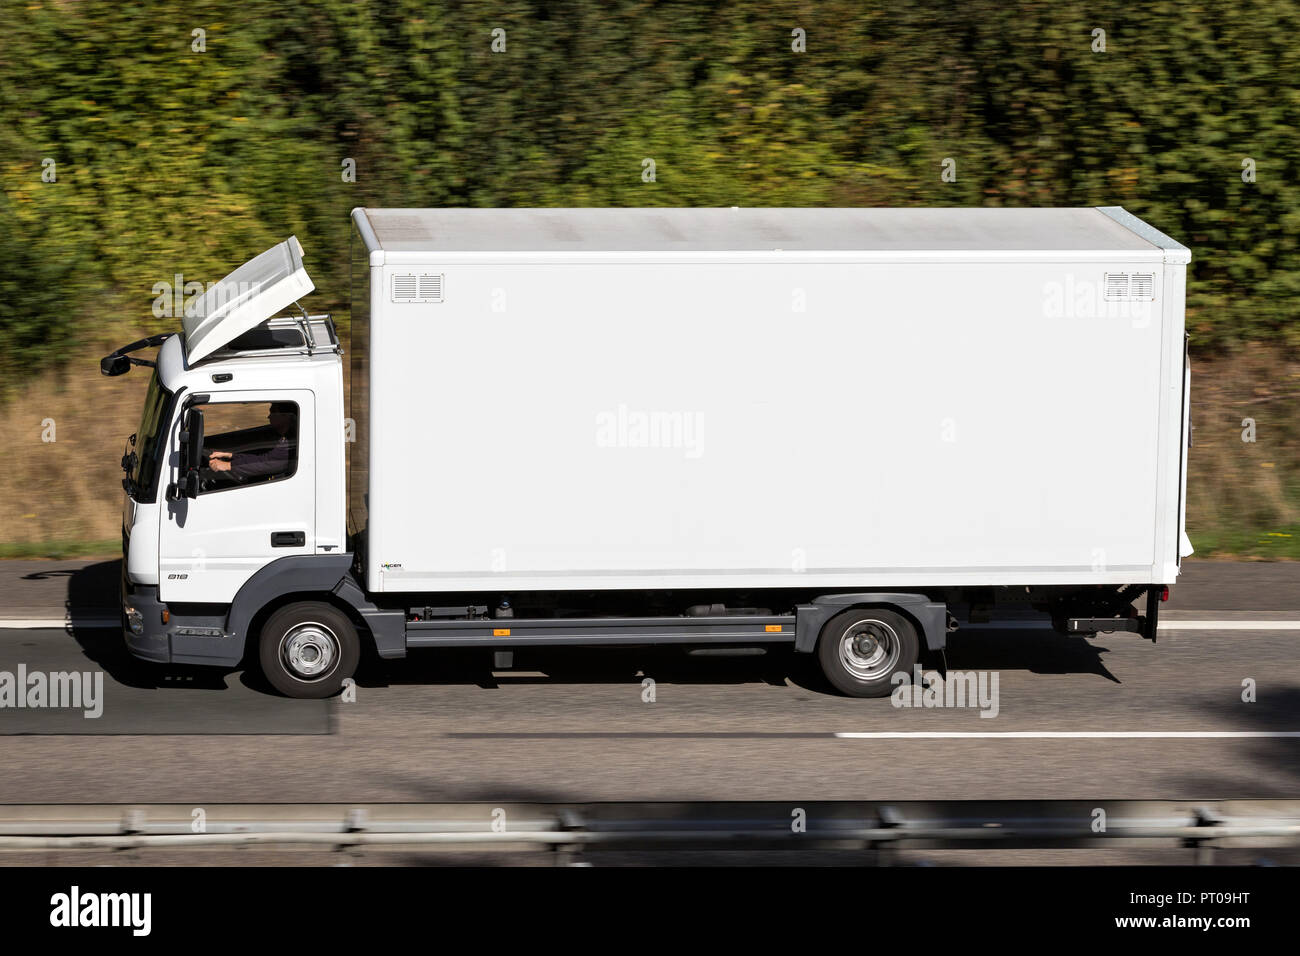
top-left (229, 440), bottom-right (291, 480)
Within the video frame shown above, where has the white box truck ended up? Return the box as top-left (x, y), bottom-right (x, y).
top-left (105, 206), bottom-right (1193, 698)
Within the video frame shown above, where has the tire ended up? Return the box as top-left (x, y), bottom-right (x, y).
top-left (258, 601), bottom-right (360, 698)
top-left (816, 607), bottom-right (920, 698)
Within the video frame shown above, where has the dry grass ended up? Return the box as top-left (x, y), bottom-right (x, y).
top-left (1183, 343), bottom-right (1300, 557)
top-left (0, 343), bottom-right (1296, 559)
top-left (0, 350), bottom-right (150, 547)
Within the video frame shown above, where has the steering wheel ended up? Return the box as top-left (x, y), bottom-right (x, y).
top-left (198, 462), bottom-right (246, 492)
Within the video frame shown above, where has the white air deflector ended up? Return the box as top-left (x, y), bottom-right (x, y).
top-left (182, 236), bottom-right (314, 363)
top-left (1104, 272), bottom-right (1156, 301)
top-left (391, 272), bottom-right (444, 303)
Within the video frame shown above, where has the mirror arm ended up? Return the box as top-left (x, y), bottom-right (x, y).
top-left (100, 333), bottom-right (173, 376)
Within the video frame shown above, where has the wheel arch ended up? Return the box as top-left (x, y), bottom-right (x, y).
top-left (795, 593), bottom-right (947, 654)
top-left (226, 554), bottom-right (367, 661)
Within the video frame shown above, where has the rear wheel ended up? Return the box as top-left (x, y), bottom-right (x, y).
top-left (258, 601), bottom-right (359, 698)
top-left (817, 608), bottom-right (920, 697)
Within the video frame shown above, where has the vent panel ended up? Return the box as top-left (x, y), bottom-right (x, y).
top-left (391, 272), bottom-right (445, 304)
top-left (1103, 272), bottom-right (1156, 301)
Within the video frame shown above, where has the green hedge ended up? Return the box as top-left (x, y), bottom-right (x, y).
top-left (3, 0), bottom-right (1298, 389)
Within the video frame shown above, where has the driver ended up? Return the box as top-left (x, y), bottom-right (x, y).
top-left (209, 402), bottom-right (297, 481)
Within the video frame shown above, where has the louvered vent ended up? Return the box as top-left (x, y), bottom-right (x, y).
top-left (1103, 272), bottom-right (1156, 301)
top-left (391, 273), bottom-right (444, 303)
top-left (418, 274), bottom-right (442, 300)
top-left (392, 275), bottom-right (417, 301)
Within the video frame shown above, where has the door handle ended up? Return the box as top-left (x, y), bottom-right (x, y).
top-left (271, 531), bottom-right (306, 548)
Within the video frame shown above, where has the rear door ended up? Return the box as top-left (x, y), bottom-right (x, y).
top-left (1177, 333), bottom-right (1193, 560)
top-left (158, 390), bottom-right (315, 603)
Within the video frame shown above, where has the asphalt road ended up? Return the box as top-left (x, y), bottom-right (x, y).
top-left (0, 558), bottom-right (1296, 806)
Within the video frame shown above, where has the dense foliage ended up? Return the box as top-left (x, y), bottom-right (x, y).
top-left (2, 1), bottom-right (1298, 386)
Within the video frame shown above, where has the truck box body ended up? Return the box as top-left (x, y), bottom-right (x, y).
top-left (350, 207), bottom-right (1192, 596)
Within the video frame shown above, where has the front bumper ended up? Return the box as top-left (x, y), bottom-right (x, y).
top-left (121, 569), bottom-right (245, 667)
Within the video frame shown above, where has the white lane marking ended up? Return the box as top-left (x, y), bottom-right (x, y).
top-left (1159, 621), bottom-right (1300, 630)
top-left (962, 620), bottom-right (1300, 631)
top-left (835, 731), bottom-right (1300, 739)
top-left (0, 618), bottom-right (118, 630)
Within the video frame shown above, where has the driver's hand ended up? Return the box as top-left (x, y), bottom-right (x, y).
top-left (208, 451), bottom-right (232, 460)
top-left (209, 458), bottom-right (232, 473)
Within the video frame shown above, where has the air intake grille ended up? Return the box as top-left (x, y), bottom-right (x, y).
top-left (1103, 272), bottom-right (1157, 301)
top-left (391, 273), bottom-right (444, 303)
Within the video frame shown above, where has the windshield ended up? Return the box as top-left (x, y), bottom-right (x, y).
top-left (131, 369), bottom-right (174, 501)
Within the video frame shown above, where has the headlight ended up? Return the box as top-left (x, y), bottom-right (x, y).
top-left (125, 607), bottom-right (143, 635)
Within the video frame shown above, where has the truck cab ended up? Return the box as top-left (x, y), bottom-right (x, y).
top-left (108, 238), bottom-right (351, 691)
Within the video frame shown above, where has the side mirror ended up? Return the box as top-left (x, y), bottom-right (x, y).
top-left (100, 354), bottom-right (131, 377)
top-left (183, 406), bottom-right (205, 473)
top-left (179, 406), bottom-right (205, 499)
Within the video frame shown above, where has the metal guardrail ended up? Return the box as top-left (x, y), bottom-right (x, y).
top-left (0, 801), bottom-right (1297, 862)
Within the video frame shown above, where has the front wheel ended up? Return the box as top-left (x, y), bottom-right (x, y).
top-left (817, 608), bottom-right (920, 698)
top-left (258, 601), bottom-right (359, 698)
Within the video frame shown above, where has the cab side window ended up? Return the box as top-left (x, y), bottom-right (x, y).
top-left (199, 401), bottom-right (299, 492)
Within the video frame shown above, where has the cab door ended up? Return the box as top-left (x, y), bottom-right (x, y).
top-left (158, 390), bottom-right (315, 603)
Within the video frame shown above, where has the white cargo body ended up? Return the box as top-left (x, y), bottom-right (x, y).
top-left (350, 206), bottom-right (1192, 596)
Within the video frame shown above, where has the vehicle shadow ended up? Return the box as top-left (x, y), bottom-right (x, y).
top-left (68, 623), bottom-right (237, 691)
top-left (1164, 684), bottom-right (1300, 795)
top-left (352, 644), bottom-right (824, 693)
top-left (351, 625), bottom-right (1119, 695)
top-left (942, 627), bottom-right (1121, 684)
top-left (35, 558), bottom-right (237, 691)
top-left (21, 558), bottom-right (119, 618)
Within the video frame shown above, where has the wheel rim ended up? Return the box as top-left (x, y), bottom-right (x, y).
top-left (281, 622), bottom-right (340, 681)
top-left (838, 618), bottom-right (901, 681)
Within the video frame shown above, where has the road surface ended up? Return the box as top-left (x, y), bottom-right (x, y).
top-left (0, 558), bottom-right (1296, 808)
